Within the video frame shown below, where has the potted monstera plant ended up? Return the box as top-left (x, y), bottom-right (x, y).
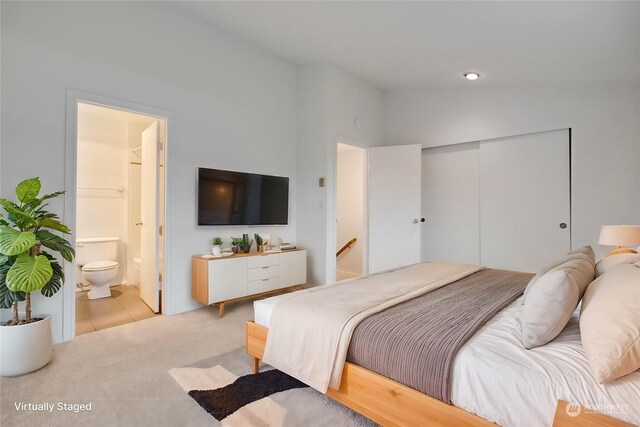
top-left (0, 177), bottom-right (74, 376)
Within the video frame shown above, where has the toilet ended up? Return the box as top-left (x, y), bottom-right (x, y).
top-left (76, 237), bottom-right (119, 300)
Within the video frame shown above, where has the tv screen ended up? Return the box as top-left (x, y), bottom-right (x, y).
top-left (198, 168), bottom-right (289, 226)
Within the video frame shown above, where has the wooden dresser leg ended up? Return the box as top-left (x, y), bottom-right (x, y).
top-left (252, 357), bottom-right (260, 374)
top-left (218, 302), bottom-right (225, 318)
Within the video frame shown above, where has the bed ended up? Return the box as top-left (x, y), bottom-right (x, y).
top-left (246, 262), bottom-right (639, 427)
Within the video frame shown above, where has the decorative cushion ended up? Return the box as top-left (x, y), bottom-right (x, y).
top-left (568, 245), bottom-right (595, 261)
top-left (550, 256), bottom-right (595, 297)
top-left (580, 263), bottom-right (640, 383)
top-left (595, 253), bottom-right (640, 277)
top-left (522, 246), bottom-right (595, 304)
top-left (521, 270), bottom-right (579, 349)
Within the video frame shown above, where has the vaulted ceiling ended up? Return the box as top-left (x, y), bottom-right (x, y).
top-left (170, 1), bottom-right (640, 90)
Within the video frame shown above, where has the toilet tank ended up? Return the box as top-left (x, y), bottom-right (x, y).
top-left (75, 237), bottom-right (119, 266)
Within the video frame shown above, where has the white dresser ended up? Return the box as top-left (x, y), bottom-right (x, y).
top-left (192, 249), bottom-right (306, 317)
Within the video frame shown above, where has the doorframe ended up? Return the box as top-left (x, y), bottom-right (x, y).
top-left (63, 89), bottom-right (173, 341)
top-left (329, 139), bottom-right (369, 284)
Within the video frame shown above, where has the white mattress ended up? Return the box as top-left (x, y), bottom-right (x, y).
top-left (254, 294), bottom-right (640, 426)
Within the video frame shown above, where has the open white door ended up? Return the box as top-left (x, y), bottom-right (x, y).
top-left (368, 144), bottom-right (422, 274)
top-left (140, 121), bottom-right (160, 312)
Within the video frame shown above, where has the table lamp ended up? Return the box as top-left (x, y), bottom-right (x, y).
top-left (598, 225), bottom-right (640, 256)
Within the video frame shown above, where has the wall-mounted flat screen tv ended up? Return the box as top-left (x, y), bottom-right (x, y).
top-left (198, 168), bottom-right (289, 226)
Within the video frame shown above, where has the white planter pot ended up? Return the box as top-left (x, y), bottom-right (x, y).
top-left (1, 315), bottom-right (53, 377)
top-left (211, 245), bottom-right (221, 256)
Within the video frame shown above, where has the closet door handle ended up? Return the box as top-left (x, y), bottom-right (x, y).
top-left (413, 218), bottom-right (426, 224)
top-left (559, 222), bottom-right (567, 229)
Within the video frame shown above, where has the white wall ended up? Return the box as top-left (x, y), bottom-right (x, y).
top-left (297, 64), bottom-right (385, 285)
top-left (1, 1), bottom-right (298, 342)
top-left (336, 144), bottom-right (366, 277)
top-left (385, 85), bottom-right (640, 259)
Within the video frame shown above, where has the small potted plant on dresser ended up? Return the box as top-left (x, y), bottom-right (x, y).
top-left (0, 177), bottom-right (75, 377)
top-left (230, 237), bottom-right (243, 254)
top-left (240, 238), bottom-right (253, 254)
top-left (255, 234), bottom-right (264, 252)
top-left (211, 237), bottom-right (223, 256)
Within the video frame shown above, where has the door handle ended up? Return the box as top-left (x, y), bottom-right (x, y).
top-left (135, 221), bottom-right (143, 226)
top-left (413, 218), bottom-right (426, 224)
top-left (559, 222), bottom-right (567, 229)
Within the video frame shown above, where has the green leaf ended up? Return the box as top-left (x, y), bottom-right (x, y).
top-left (0, 260), bottom-right (25, 309)
top-left (36, 230), bottom-right (75, 262)
top-left (16, 177), bottom-right (41, 203)
top-left (0, 199), bottom-right (37, 226)
top-left (23, 191), bottom-right (65, 212)
top-left (0, 254), bottom-right (7, 266)
top-left (36, 191), bottom-right (65, 204)
top-left (0, 226), bottom-right (37, 256)
top-left (41, 253), bottom-right (63, 297)
top-left (6, 253), bottom-right (53, 292)
top-left (37, 217), bottom-right (71, 234)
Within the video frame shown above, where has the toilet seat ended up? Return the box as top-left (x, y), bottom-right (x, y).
top-left (82, 261), bottom-right (119, 272)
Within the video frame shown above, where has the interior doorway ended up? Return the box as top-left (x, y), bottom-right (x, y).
top-left (335, 143), bottom-right (367, 282)
top-left (73, 102), bottom-right (165, 335)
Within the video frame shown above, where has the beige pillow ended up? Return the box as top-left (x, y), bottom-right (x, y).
top-left (568, 245), bottom-right (595, 261)
top-left (580, 263), bottom-right (640, 383)
top-left (551, 256), bottom-right (595, 297)
top-left (595, 253), bottom-right (640, 277)
top-left (522, 246), bottom-right (595, 304)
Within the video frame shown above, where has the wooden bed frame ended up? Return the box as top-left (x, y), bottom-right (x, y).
top-left (246, 321), bottom-right (633, 427)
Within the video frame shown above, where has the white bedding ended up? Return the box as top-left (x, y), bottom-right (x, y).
top-left (255, 296), bottom-right (640, 426)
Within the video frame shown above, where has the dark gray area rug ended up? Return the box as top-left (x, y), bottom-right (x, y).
top-left (169, 347), bottom-right (378, 427)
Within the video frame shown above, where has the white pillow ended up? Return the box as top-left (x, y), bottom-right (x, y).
top-left (595, 253), bottom-right (640, 277)
top-left (521, 270), bottom-right (579, 349)
top-left (580, 263), bottom-right (640, 383)
top-left (521, 255), bottom-right (594, 349)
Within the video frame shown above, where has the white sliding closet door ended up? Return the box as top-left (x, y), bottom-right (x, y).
top-left (479, 129), bottom-right (570, 272)
top-left (422, 142), bottom-right (480, 264)
top-left (368, 144), bottom-right (422, 274)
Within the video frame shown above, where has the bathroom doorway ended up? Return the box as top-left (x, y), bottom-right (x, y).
top-left (335, 142), bottom-right (368, 282)
top-left (73, 102), bottom-right (166, 335)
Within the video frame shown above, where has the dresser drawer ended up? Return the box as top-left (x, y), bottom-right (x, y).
top-left (247, 254), bottom-right (280, 269)
top-left (248, 276), bottom-right (282, 295)
top-left (248, 265), bottom-right (280, 281)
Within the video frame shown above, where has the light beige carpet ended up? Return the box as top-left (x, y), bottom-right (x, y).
top-left (1, 301), bottom-right (254, 427)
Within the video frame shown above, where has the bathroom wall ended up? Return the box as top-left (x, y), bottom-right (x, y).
top-left (76, 104), bottom-right (130, 287)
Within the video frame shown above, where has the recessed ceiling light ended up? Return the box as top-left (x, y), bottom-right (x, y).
top-left (464, 72), bottom-right (480, 81)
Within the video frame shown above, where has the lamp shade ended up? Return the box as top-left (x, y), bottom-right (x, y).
top-left (598, 225), bottom-right (640, 247)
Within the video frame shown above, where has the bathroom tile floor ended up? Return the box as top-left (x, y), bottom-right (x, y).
top-left (76, 285), bottom-right (158, 335)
